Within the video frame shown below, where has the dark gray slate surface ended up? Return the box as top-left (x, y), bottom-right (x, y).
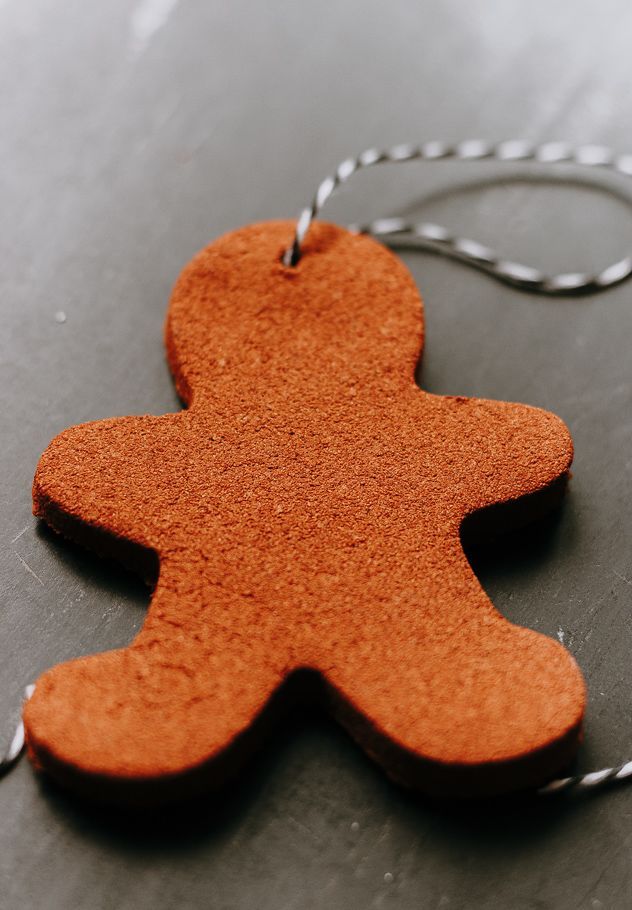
top-left (2, 1), bottom-right (632, 907)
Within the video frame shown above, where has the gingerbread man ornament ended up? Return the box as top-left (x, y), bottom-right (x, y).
top-left (25, 221), bottom-right (585, 803)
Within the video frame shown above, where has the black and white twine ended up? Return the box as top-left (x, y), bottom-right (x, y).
top-left (537, 762), bottom-right (632, 796)
top-left (4, 140), bottom-right (632, 799)
top-left (283, 138), bottom-right (632, 295)
top-left (0, 685), bottom-right (34, 780)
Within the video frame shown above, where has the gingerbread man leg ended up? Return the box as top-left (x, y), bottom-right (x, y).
top-left (24, 561), bottom-right (293, 803)
top-left (321, 544), bottom-right (584, 798)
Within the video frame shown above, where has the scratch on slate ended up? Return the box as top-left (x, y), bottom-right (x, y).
top-left (15, 552), bottom-right (45, 587)
top-left (129, 0), bottom-right (180, 60)
top-left (287, 814), bottom-right (320, 843)
top-left (10, 525), bottom-right (29, 544)
top-left (375, 818), bottom-right (391, 846)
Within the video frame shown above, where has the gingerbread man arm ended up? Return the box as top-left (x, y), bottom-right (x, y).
top-left (33, 412), bottom-right (198, 575)
top-left (428, 394), bottom-right (573, 523)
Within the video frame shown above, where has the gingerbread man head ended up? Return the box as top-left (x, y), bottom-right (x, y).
top-left (166, 221), bottom-right (423, 406)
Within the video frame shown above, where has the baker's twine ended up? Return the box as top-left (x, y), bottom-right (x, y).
top-left (0, 685), bottom-right (34, 780)
top-left (283, 139), bottom-right (632, 297)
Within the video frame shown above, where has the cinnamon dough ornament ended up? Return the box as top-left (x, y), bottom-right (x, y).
top-left (25, 221), bottom-right (585, 804)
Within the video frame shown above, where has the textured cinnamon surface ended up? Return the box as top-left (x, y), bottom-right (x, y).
top-left (25, 221), bottom-right (585, 803)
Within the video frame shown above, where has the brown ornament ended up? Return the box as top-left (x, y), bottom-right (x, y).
top-left (24, 221), bottom-right (585, 804)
